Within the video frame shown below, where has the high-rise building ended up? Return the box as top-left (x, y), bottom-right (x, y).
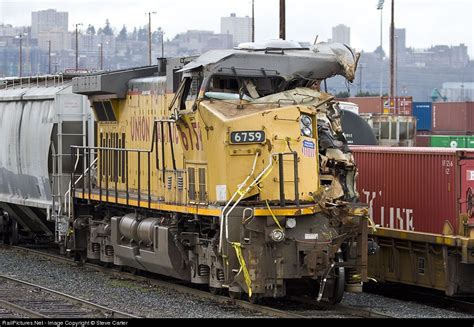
top-left (332, 24), bottom-right (350, 46)
top-left (220, 13), bottom-right (251, 46)
top-left (31, 9), bottom-right (68, 39)
top-left (395, 28), bottom-right (406, 59)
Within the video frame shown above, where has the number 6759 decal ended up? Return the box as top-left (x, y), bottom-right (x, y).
top-left (230, 131), bottom-right (265, 144)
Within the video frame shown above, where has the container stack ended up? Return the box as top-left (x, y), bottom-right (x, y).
top-left (412, 101), bottom-right (474, 148)
top-left (338, 96), bottom-right (415, 147)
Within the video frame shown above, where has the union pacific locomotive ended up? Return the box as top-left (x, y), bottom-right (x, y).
top-left (1, 40), bottom-right (368, 303)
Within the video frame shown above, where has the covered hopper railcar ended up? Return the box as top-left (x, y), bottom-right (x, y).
top-left (0, 76), bottom-right (92, 244)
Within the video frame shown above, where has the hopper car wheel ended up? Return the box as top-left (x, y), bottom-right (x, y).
top-left (10, 220), bottom-right (18, 245)
top-left (129, 267), bottom-right (141, 276)
top-left (209, 287), bottom-right (223, 295)
top-left (3, 219), bottom-right (18, 245)
top-left (328, 252), bottom-right (345, 305)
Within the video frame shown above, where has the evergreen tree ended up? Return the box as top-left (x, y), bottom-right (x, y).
top-left (152, 27), bottom-right (163, 43)
top-left (102, 19), bottom-right (114, 36)
top-left (86, 24), bottom-right (96, 35)
top-left (132, 27), bottom-right (138, 41)
top-left (137, 26), bottom-right (147, 41)
top-left (118, 25), bottom-right (128, 41)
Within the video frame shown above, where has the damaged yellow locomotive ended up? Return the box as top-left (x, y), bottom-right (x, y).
top-left (70, 40), bottom-right (368, 303)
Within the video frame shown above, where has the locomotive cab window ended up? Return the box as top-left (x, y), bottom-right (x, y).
top-left (206, 75), bottom-right (286, 99)
top-left (179, 74), bottom-right (203, 111)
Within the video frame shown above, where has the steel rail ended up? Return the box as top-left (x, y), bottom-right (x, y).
top-left (0, 272), bottom-right (139, 318)
top-left (2, 245), bottom-right (304, 318)
top-left (2, 245), bottom-right (394, 318)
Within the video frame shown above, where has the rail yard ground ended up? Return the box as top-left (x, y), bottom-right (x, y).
top-left (0, 247), bottom-right (471, 319)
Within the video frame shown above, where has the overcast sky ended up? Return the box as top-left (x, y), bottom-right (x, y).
top-left (1, 0), bottom-right (473, 57)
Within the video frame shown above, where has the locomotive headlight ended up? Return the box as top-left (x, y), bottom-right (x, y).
top-left (300, 115), bottom-right (313, 137)
top-left (285, 218), bottom-right (296, 229)
top-left (269, 229), bottom-right (285, 242)
top-left (301, 126), bottom-right (312, 137)
top-left (301, 115), bottom-right (312, 127)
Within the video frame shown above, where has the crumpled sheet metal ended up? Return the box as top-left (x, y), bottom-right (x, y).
top-left (251, 87), bottom-right (333, 105)
top-left (311, 42), bottom-right (359, 82)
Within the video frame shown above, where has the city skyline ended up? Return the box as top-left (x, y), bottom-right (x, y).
top-left (1, 0), bottom-right (473, 58)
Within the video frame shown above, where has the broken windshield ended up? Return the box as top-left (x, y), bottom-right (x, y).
top-left (205, 74), bottom-right (320, 102)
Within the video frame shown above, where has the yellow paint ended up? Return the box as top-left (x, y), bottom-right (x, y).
top-left (88, 81), bottom-right (322, 214)
top-left (75, 192), bottom-right (319, 217)
top-left (372, 227), bottom-right (470, 247)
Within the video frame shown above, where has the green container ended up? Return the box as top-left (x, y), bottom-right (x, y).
top-left (430, 135), bottom-right (467, 148)
top-left (466, 136), bottom-right (474, 148)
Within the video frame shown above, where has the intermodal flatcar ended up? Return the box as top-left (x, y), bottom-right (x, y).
top-left (352, 146), bottom-right (474, 296)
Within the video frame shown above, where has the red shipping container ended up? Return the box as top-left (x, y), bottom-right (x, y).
top-left (337, 97), bottom-right (383, 114)
top-left (337, 97), bottom-right (413, 115)
top-left (382, 96), bottom-right (413, 115)
top-left (352, 146), bottom-right (474, 235)
top-left (415, 135), bottom-right (430, 147)
top-left (432, 102), bottom-right (474, 133)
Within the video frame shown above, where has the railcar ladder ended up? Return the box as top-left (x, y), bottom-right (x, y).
top-left (51, 97), bottom-right (90, 243)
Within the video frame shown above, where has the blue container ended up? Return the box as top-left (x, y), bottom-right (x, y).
top-left (412, 102), bottom-right (432, 131)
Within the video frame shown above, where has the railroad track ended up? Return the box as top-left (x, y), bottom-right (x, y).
top-left (0, 245), bottom-right (393, 319)
top-left (365, 282), bottom-right (474, 315)
top-left (0, 273), bottom-right (139, 318)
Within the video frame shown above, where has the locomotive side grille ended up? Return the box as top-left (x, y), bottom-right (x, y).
top-left (177, 176), bottom-right (184, 191)
top-left (188, 167), bottom-right (196, 201)
top-left (198, 167), bottom-right (206, 203)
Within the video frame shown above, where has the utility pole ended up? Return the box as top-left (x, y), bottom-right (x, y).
top-left (359, 64), bottom-right (364, 94)
top-left (161, 31), bottom-right (164, 58)
top-left (389, 0), bottom-right (395, 98)
top-left (147, 11), bottom-right (157, 65)
top-left (75, 23), bottom-right (82, 71)
top-left (252, 0), bottom-right (255, 42)
top-left (279, 0), bottom-right (285, 40)
top-left (48, 40), bottom-right (51, 75)
top-left (377, 0), bottom-right (384, 97)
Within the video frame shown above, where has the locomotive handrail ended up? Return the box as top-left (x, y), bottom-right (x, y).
top-left (69, 117), bottom-right (180, 211)
top-left (219, 151), bottom-right (301, 253)
top-left (219, 152), bottom-right (261, 253)
top-left (64, 155), bottom-right (98, 216)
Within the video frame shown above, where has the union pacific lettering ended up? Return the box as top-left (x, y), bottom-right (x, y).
top-left (131, 116), bottom-right (151, 142)
top-left (156, 123), bottom-right (180, 145)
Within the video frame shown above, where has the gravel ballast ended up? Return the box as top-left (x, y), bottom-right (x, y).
top-left (0, 247), bottom-right (472, 318)
top-left (342, 292), bottom-right (473, 318)
top-left (0, 248), bottom-right (266, 318)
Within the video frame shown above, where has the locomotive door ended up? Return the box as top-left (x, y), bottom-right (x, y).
top-left (459, 157), bottom-right (474, 226)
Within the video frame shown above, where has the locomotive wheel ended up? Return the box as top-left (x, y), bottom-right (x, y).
top-left (327, 253), bottom-right (345, 305)
top-left (209, 287), bottom-right (223, 295)
top-left (75, 252), bottom-right (87, 267)
top-left (249, 294), bottom-right (262, 304)
top-left (229, 291), bottom-right (242, 300)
